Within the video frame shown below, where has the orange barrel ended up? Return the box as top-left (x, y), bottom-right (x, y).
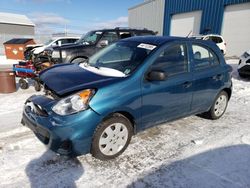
top-left (0, 69), bottom-right (16, 93)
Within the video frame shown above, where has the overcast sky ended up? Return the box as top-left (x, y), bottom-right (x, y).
top-left (0, 0), bottom-right (143, 34)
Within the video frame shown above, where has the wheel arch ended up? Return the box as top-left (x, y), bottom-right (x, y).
top-left (102, 111), bottom-right (136, 134)
top-left (222, 87), bottom-right (232, 100)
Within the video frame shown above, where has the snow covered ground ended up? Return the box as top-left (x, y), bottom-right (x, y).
top-left (0, 59), bottom-right (250, 188)
top-left (0, 55), bottom-right (19, 65)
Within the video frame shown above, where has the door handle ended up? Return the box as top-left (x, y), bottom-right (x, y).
top-left (183, 81), bottom-right (192, 88)
top-left (212, 74), bottom-right (223, 81)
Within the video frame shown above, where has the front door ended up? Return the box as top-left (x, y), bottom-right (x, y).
top-left (141, 43), bottom-right (193, 129)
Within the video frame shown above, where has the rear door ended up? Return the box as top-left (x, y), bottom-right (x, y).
top-left (190, 42), bottom-right (224, 113)
top-left (141, 42), bottom-right (193, 129)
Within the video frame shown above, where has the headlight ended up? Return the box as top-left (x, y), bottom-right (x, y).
top-left (52, 51), bottom-right (67, 58)
top-left (52, 89), bottom-right (95, 116)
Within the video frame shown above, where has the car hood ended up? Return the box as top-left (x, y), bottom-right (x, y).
top-left (33, 46), bottom-right (46, 54)
top-left (39, 63), bottom-right (123, 96)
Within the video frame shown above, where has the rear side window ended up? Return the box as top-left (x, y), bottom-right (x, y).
top-left (192, 44), bottom-right (219, 70)
top-left (100, 32), bottom-right (119, 44)
top-left (152, 44), bottom-right (188, 77)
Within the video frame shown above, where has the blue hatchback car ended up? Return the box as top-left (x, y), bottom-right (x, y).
top-left (22, 36), bottom-right (232, 160)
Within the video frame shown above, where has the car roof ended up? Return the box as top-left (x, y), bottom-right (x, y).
top-left (192, 34), bottom-right (222, 38)
top-left (120, 36), bottom-right (219, 49)
top-left (91, 28), bottom-right (155, 33)
top-left (121, 36), bottom-right (193, 45)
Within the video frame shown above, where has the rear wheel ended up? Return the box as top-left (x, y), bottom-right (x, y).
top-left (91, 113), bottom-right (133, 160)
top-left (204, 91), bottom-right (229, 120)
top-left (19, 78), bottom-right (29, 89)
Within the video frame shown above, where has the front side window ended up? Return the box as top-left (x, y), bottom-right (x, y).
top-left (151, 44), bottom-right (188, 77)
top-left (192, 44), bottom-right (219, 70)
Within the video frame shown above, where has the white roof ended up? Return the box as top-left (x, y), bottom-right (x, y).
top-left (0, 12), bottom-right (34, 26)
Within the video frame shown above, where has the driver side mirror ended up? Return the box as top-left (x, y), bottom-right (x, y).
top-left (147, 70), bottom-right (166, 81)
top-left (99, 40), bottom-right (109, 47)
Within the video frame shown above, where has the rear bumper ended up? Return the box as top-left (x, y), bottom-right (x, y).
top-left (22, 95), bottom-right (102, 156)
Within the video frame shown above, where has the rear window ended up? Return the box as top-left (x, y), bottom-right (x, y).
top-left (134, 31), bottom-right (154, 36)
top-left (208, 36), bottom-right (223, 44)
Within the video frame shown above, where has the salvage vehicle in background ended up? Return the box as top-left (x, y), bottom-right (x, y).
top-left (238, 50), bottom-right (250, 78)
top-left (22, 36), bottom-right (232, 160)
top-left (46, 27), bottom-right (155, 64)
top-left (24, 36), bottom-right (80, 60)
top-left (32, 36), bottom-right (80, 55)
top-left (192, 34), bottom-right (227, 55)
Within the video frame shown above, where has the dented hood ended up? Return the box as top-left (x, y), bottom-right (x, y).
top-left (39, 63), bottom-right (123, 96)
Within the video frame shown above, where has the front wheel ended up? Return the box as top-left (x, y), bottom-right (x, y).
top-left (91, 113), bottom-right (133, 160)
top-left (206, 91), bottom-right (229, 120)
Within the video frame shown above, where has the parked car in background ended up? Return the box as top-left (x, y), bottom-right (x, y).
top-left (46, 27), bottom-right (155, 64)
top-left (238, 50), bottom-right (250, 78)
top-left (32, 36), bottom-right (80, 55)
top-left (22, 36), bottom-right (232, 160)
top-left (192, 34), bottom-right (227, 55)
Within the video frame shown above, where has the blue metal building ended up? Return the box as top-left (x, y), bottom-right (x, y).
top-left (163, 0), bottom-right (250, 35)
top-left (129, 0), bottom-right (250, 56)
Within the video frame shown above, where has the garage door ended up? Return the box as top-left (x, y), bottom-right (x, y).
top-left (170, 11), bottom-right (202, 37)
top-left (222, 3), bottom-right (250, 56)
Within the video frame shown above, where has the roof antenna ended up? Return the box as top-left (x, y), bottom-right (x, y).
top-left (186, 30), bottom-right (192, 38)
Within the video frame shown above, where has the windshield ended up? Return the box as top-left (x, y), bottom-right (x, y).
top-left (45, 39), bottom-right (53, 45)
top-left (83, 41), bottom-right (156, 76)
top-left (77, 31), bottom-right (103, 45)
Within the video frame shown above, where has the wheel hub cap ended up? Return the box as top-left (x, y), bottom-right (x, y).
top-left (214, 95), bottom-right (227, 117)
top-left (99, 123), bottom-right (128, 156)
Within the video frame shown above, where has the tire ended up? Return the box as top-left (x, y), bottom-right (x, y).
top-left (91, 113), bottom-right (133, 160)
top-left (19, 78), bottom-right (29, 89)
top-left (239, 73), bottom-right (248, 78)
top-left (71, 57), bottom-right (86, 64)
top-left (204, 91), bottom-right (229, 120)
top-left (34, 80), bottom-right (41, 92)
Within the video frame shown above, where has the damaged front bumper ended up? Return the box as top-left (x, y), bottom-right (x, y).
top-left (22, 95), bottom-right (102, 156)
